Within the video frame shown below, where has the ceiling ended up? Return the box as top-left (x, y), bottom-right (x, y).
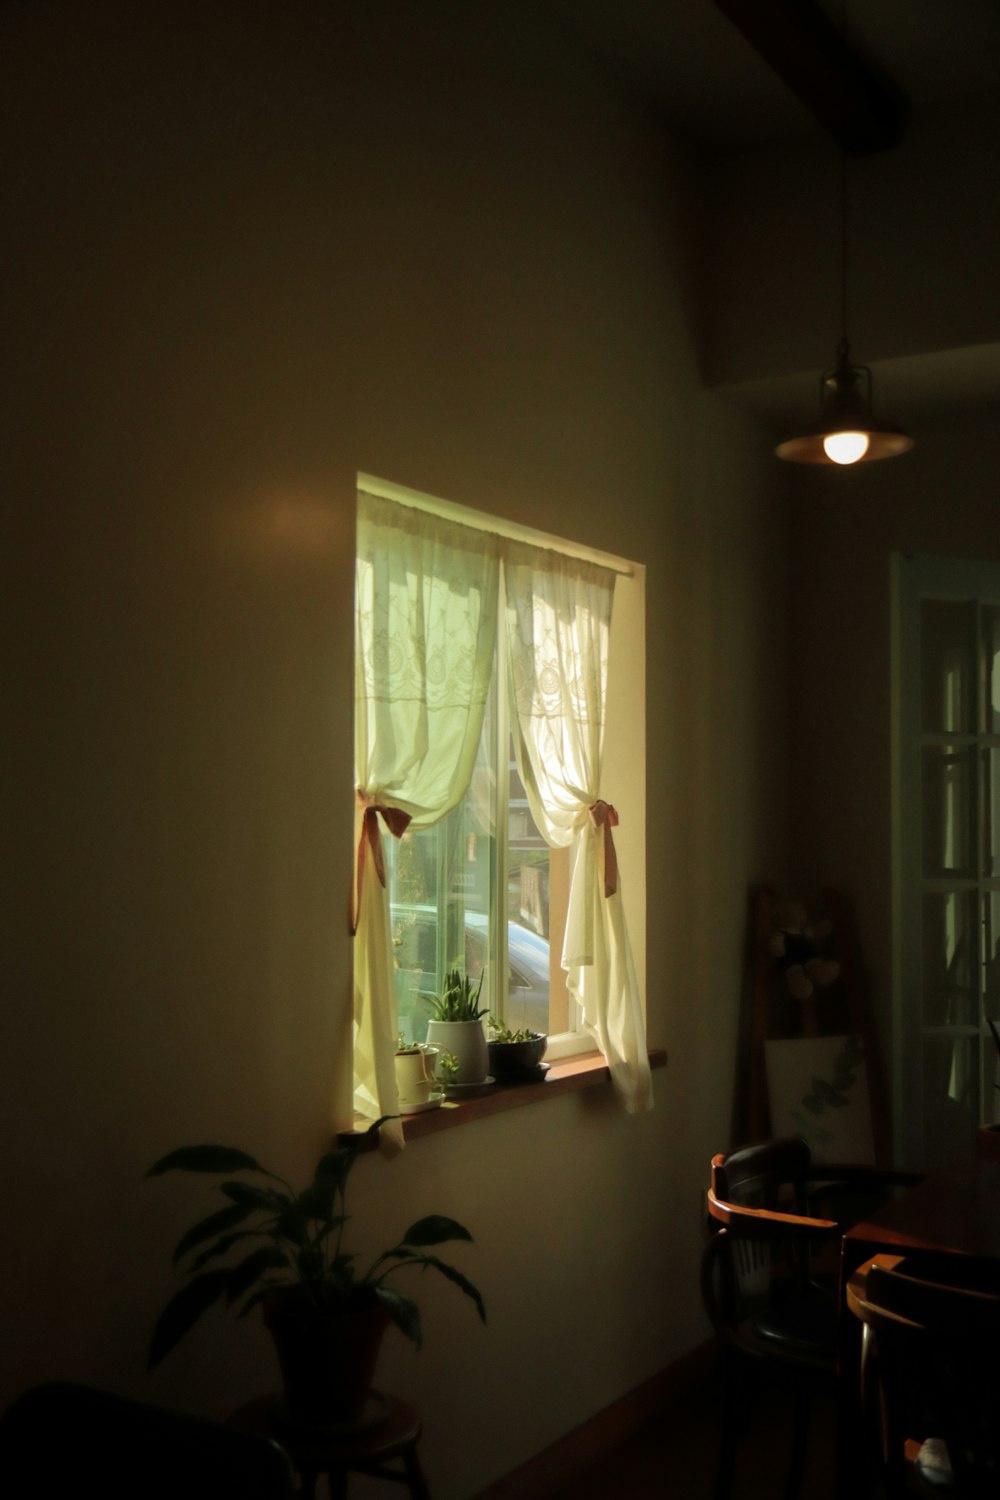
top-left (543, 0), bottom-right (1000, 427)
top-left (545, 0), bottom-right (1000, 152)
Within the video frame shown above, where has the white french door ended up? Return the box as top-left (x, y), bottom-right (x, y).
top-left (895, 553), bottom-right (1000, 1169)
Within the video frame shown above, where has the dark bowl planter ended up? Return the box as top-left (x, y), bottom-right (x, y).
top-left (263, 1287), bottom-right (389, 1428)
top-left (977, 1122), bottom-right (1000, 1161)
top-left (487, 1032), bottom-right (547, 1082)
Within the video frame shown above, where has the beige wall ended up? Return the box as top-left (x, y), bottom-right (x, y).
top-left (2, 3), bottom-right (789, 1494)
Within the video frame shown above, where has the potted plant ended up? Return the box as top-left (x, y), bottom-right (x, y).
top-left (146, 1118), bottom-right (485, 1426)
top-left (487, 1018), bottom-right (548, 1082)
top-left (393, 1035), bottom-right (441, 1113)
top-left (425, 968), bottom-right (489, 1085)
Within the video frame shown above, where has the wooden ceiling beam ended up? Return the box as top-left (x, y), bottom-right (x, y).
top-left (713, 0), bottom-right (908, 153)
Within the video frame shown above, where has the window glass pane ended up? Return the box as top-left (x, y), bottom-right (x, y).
top-left (921, 890), bottom-right (978, 1027)
top-left (922, 1035), bottom-right (979, 1168)
top-left (921, 598), bottom-right (974, 733)
top-left (505, 746), bottom-right (569, 1035)
top-left (982, 604), bottom-right (1000, 733)
top-left (921, 745), bottom-right (975, 878)
top-left (388, 708), bottom-right (497, 1046)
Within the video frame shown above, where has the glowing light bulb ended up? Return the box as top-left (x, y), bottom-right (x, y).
top-left (823, 430), bottom-right (869, 465)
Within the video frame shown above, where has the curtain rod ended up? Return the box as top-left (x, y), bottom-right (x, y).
top-left (357, 473), bottom-right (636, 579)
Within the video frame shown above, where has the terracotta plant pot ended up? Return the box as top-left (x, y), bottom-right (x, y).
top-left (263, 1287), bottom-right (389, 1427)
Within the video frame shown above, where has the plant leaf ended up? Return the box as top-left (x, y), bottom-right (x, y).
top-left (297, 1181), bottom-right (339, 1221)
top-left (188, 1229), bottom-right (260, 1274)
top-left (273, 1201), bottom-right (310, 1247)
top-left (172, 1202), bottom-right (258, 1265)
top-left (399, 1215), bottom-right (473, 1248)
top-left (236, 1282), bottom-right (289, 1319)
top-left (375, 1284), bottom-right (423, 1348)
top-left (147, 1270), bottom-right (231, 1369)
top-left (146, 1146), bottom-right (263, 1178)
top-left (383, 1249), bottom-right (486, 1323)
top-left (220, 1181), bottom-right (288, 1213)
top-left (224, 1246), bottom-right (291, 1307)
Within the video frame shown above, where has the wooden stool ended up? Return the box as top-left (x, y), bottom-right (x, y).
top-left (230, 1394), bottom-right (431, 1500)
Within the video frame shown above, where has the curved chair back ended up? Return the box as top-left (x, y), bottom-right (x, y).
top-left (850, 1257), bottom-right (1000, 1499)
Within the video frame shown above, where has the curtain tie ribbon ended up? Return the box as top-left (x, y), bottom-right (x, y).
top-left (589, 800), bottom-right (620, 898)
top-left (353, 791), bottom-right (412, 933)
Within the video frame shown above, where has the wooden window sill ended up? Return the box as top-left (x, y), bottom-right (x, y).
top-left (340, 1047), bottom-right (666, 1147)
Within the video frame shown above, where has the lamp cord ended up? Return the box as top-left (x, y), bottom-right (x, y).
top-left (839, 149), bottom-right (848, 354)
top-left (838, 0), bottom-right (849, 357)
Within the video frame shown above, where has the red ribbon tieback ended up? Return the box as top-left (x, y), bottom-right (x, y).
top-left (589, 800), bottom-right (620, 898)
top-left (352, 792), bottom-right (412, 933)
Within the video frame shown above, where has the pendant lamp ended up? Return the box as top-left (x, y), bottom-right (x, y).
top-left (776, 69), bottom-right (913, 464)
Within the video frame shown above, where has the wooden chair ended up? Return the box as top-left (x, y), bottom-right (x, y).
top-left (701, 1137), bottom-right (920, 1500)
top-left (847, 1254), bottom-right (1000, 1497)
top-left (0, 1381), bottom-right (295, 1500)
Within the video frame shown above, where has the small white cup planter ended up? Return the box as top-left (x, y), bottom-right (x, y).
top-left (393, 1045), bottom-right (441, 1111)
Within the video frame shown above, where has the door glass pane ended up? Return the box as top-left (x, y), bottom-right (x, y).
top-left (982, 604), bottom-right (1000, 733)
top-left (921, 890), bottom-right (978, 1026)
top-left (921, 745), bottom-right (975, 878)
top-left (922, 1035), bottom-right (979, 1168)
top-left (983, 749), bottom-right (1000, 878)
top-left (983, 1032), bottom-right (1000, 1127)
top-left (921, 599), bottom-right (974, 733)
top-left (983, 893), bottom-right (1000, 1024)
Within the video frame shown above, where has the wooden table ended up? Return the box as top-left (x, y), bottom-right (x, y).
top-left (842, 1156), bottom-right (1000, 1273)
top-left (836, 1156), bottom-right (1000, 1496)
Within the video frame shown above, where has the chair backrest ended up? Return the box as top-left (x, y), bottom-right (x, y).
top-left (853, 1258), bottom-right (1000, 1499)
top-left (703, 1138), bottom-right (841, 1340)
top-left (713, 1135), bottom-right (813, 1217)
top-left (0, 1382), bottom-right (295, 1500)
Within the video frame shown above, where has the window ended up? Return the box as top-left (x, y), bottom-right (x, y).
top-left (894, 553), bottom-right (1000, 1168)
top-left (353, 476), bottom-right (650, 1136)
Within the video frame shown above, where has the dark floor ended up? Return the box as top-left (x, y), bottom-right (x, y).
top-left (545, 1371), bottom-right (838, 1500)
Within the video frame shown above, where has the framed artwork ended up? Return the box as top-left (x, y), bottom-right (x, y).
top-left (765, 1033), bottom-right (875, 1164)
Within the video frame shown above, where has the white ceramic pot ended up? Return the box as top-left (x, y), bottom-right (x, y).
top-left (393, 1046), bottom-right (441, 1109)
top-left (425, 1019), bottom-right (488, 1085)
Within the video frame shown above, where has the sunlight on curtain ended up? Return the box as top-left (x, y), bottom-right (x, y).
top-left (354, 492), bottom-right (500, 1147)
top-left (503, 542), bottom-right (652, 1111)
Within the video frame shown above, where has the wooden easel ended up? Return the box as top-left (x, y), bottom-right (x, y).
top-left (747, 885), bottom-right (890, 1165)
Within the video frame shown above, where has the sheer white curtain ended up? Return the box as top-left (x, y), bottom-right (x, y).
top-left (503, 542), bottom-right (652, 1112)
top-left (354, 492), bottom-right (499, 1147)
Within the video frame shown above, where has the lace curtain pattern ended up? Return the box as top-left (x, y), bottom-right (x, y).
top-left (354, 492), bottom-right (500, 1145)
top-left (503, 543), bottom-right (652, 1112)
top-left (353, 491), bottom-right (652, 1140)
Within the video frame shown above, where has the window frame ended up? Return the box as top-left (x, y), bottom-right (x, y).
top-left (356, 472), bottom-right (645, 1065)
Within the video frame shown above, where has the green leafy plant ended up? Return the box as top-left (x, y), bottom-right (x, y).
top-left (145, 1118), bottom-right (485, 1369)
top-left (436, 1050), bottom-right (461, 1085)
top-left (488, 1019), bottom-right (540, 1044)
top-left (395, 1032), bottom-right (421, 1055)
top-left (427, 967), bottom-right (487, 1022)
